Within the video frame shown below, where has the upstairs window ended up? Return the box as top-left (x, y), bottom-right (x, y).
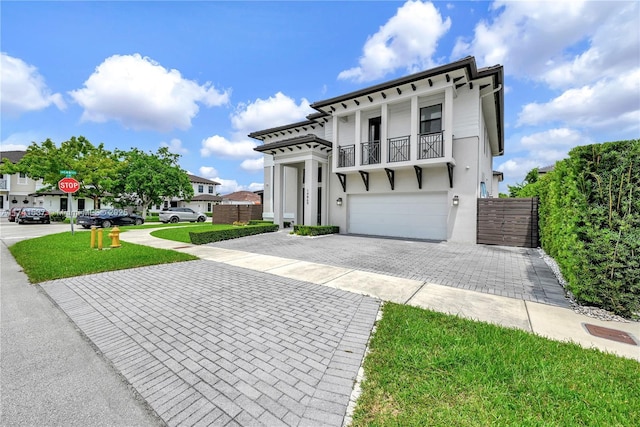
top-left (420, 104), bottom-right (442, 134)
top-left (208, 185), bottom-right (214, 194)
top-left (18, 172), bottom-right (28, 185)
top-left (198, 184), bottom-right (204, 193)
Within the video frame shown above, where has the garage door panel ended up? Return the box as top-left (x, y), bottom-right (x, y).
top-left (348, 193), bottom-right (448, 240)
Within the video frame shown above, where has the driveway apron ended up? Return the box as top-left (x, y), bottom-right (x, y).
top-left (210, 232), bottom-right (570, 308)
top-left (40, 260), bottom-right (380, 427)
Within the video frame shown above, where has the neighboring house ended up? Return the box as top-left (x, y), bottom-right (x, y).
top-left (0, 151), bottom-right (103, 214)
top-left (537, 165), bottom-right (555, 176)
top-left (152, 174), bottom-right (222, 214)
top-left (492, 171), bottom-right (504, 197)
top-left (221, 191), bottom-right (262, 205)
top-left (251, 56), bottom-right (504, 243)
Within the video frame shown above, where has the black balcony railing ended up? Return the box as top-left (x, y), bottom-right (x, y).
top-left (388, 136), bottom-right (410, 163)
top-left (361, 141), bottom-right (381, 165)
top-left (418, 131), bottom-right (444, 159)
top-left (338, 145), bottom-right (355, 167)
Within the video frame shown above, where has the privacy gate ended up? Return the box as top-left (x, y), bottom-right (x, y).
top-left (477, 198), bottom-right (539, 248)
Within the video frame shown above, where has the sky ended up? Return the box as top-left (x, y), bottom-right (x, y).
top-left (1, 0), bottom-right (639, 194)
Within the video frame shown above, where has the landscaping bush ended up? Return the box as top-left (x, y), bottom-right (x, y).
top-left (189, 224), bottom-right (278, 245)
top-left (293, 225), bottom-right (339, 236)
top-left (50, 212), bottom-right (66, 222)
top-left (538, 139), bottom-right (639, 318)
top-left (248, 220), bottom-right (273, 225)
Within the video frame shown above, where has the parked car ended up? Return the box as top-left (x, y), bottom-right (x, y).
top-left (159, 207), bottom-right (207, 223)
top-left (77, 209), bottom-right (144, 228)
top-left (8, 207), bottom-right (23, 222)
top-left (16, 207), bottom-right (50, 224)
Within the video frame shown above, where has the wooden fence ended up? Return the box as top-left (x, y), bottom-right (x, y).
top-left (211, 205), bottom-right (263, 224)
top-left (477, 198), bottom-right (539, 248)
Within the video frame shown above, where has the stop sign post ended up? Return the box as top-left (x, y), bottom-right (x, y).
top-left (59, 173), bottom-right (79, 234)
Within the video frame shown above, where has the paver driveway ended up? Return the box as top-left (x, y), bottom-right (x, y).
top-left (210, 232), bottom-right (570, 308)
top-left (41, 260), bottom-right (379, 427)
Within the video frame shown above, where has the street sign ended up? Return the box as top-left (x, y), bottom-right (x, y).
top-left (59, 170), bottom-right (77, 177)
top-left (59, 177), bottom-right (80, 193)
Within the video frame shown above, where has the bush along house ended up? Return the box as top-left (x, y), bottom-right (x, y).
top-left (251, 56), bottom-right (504, 243)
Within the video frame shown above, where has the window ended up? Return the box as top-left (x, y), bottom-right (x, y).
top-left (420, 104), bottom-right (442, 134)
top-left (18, 172), bottom-right (27, 185)
top-left (207, 202), bottom-right (212, 212)
top-left (77, 199), bottom-right (85, 211)
top-left (198, 185), bottom-right (204, 193)
top-left (208, 185), bottom-right (214, 194)
top-left (318, 166), bottom-right (322, 183)
top-left (164, 201), bottom-right (169, 209)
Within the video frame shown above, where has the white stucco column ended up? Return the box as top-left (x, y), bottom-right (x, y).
top-left (320, 161), bottom-right (328, 225)
top-left (444, 86), bottom-right (454, 159)
top-left (381, 103), bottom-right (388, 165)
top-left (410, 95), bottom-right (419, 161)
top-left (354, 110), bottom-right (361, 167)
top-left (273, 163), bottom-right (284, 228)
top-left (304, 159), bottom-right (319, 226)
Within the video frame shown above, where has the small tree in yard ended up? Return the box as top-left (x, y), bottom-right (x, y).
top-left (112, 147), bottom-right (193, 218)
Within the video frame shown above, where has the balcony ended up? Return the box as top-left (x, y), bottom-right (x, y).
top-left (338, 145), bottom-right (355, 167)
top-left (418, 131), bottom-right (444, 159)
top-left (388, 136), bottom-right (410, 163)
top-left (361, 141), bottom-right (381, 165)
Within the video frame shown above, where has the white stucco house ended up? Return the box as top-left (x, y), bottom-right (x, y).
top-left (151, 174), bottom-right (222, 214)
top-left (251, 56), bottom-right (504, 243)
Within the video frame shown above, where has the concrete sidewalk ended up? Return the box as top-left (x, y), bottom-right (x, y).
top-left (0, 238), bottom-right (162, 427)
top-left (122, 228), bottom-right (639, 361)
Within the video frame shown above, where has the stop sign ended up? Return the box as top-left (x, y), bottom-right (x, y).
top-left (58, 177), bottom-right (80, 193)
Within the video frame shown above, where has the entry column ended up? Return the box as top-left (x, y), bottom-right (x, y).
top-left (273, 163), bottom-right (284, 228)
top-left (304, 159), bottom-right (318, 226)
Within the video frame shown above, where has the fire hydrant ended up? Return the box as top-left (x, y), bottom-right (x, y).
top-left (109, 226), bottom-right (121, 248)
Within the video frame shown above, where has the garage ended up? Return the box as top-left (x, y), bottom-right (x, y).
top-left (348, 192), bottom-right (449, 240)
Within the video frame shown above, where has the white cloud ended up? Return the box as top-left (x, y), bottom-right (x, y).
top-left (338, 0), bottom-right (451, 82)
top-left (231, 92), bottom-right (312, 138)
top-left (200, 135), bottom-right (258, 158)
top-left (0, 131), bottom-right (42, 151)
top-left (518, 71), bottom-right (640, 133)
top-left (498, 128), bottom-right (594, 185)
top-left (1, 53), bottom-right (66, 116)
top-left (69, 53), bottom-right (230, 132)
top-left (197, 166), bottom-right (262, 194)
top-left (160, 138), bottom-right (188, 154)
top-left (240, 157), bottom-right (264, 172)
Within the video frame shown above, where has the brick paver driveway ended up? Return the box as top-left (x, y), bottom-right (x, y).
top-left (210, 231), bottom-right (570, 308)
top-left (41, 261), bottom-right (379, 427)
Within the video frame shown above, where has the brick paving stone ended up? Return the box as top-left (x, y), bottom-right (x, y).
top-left (40, 260), bottom-right (379, 427)
top-left (211, 232), bottom-right (571, 307)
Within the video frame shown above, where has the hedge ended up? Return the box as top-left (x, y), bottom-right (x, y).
top-left (538, 139), bottom-right (639, 318)
top-left (189, 224), bottom-right (278, 245)
top-left (293, 225), bottom-right (339, 236)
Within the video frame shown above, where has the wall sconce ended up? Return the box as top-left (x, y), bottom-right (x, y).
top-left (336, 197), bottom-right (343, 206)
top-left (452, 195), bottom-right (459, 206)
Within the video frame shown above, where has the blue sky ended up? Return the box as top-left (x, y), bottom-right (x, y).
top-left (2, 0), bottom-right (638, 194)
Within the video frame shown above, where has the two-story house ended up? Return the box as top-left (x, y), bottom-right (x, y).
top-left (250, 56), bottom-right (504, 243)
top-left (1, 151), bottom-right (47, 212)
top-left (152, 174), bottom-right (222, 214)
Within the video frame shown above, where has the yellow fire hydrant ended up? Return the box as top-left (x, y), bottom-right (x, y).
top-left (90, 226), bottom-right (97, 249)
top-left (109, 226), bottom-right (121, 248)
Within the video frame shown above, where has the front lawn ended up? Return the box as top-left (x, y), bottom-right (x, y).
top-left (150, 223), bottom-right (238, 243)
top-left (9, 232), bottom-right (197, 283)
top-left (352, 303), bottom-right (640, 427)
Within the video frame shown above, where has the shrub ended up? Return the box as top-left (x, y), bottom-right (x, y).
top-left (248, 220), bottom-right (273, 225)
top-left (189, 224), bottom-right (278, 245)
top-left (50, 212), bottom-right (67, 222)
top-left (293, 225), bottom-right (339, 236)
top-left (232, 221), bottom-right (248, 226)
top-left (538, 139), bottom-right (639, 318)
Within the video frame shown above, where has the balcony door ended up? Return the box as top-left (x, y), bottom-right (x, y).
top-left (368, 117), bottom-right (381, 142)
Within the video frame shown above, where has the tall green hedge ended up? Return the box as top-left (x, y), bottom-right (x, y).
top-left (189, 224), bottom-right (278, 245)
top-left (538, 139), bottom-right (639, 317)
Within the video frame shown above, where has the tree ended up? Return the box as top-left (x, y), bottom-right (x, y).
top-left (508, 167), bottom-right (540, 197)
top-left (0, 136), bottom-right (120, 209)
top-left (112, 147), bottom-right (193, 218)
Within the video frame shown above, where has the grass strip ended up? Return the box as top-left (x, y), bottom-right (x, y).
top-left (352, 303), bottom-right (640, 427)
top-left (150, 223), bottom-right (239, 243)
top-left (9, 231), bottom-right (197, 283)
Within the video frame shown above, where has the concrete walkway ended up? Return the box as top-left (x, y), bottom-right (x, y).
top-left (120, 228), bottom-right (639, 361)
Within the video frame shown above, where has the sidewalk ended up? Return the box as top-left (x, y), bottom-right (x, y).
top-left (0, 239), bottom-right (163, 427)
top-left (122, 228), bottom-right (639, 361)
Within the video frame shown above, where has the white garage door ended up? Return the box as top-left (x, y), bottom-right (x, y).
top-left (348, 192), bottom-right (448, 240)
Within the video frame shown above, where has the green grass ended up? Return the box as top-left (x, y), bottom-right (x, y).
top-left (9, 232), bottom-right (197, 283)
top-left (352, 303), bottom-right (640, 427)
top-left (150, 223), bottom-right (244, 243)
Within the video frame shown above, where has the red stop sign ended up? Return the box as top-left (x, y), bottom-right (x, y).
top-left (59, 177), bottom-right (80, 193)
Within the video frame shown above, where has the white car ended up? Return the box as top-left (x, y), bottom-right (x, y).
top-left (159, 207), bottom-right (207, 223)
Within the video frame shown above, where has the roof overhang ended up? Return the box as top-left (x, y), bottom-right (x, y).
top-left (253, 134), bottom-right (332, 155)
